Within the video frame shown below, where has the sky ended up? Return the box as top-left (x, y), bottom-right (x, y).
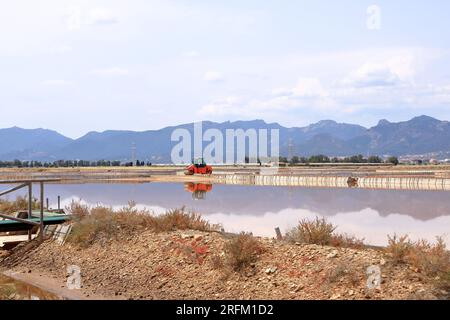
top-left (1, 0), bottom-right (450, 138)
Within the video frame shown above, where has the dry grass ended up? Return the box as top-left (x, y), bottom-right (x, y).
top-left (326, 262), bottom-right (361, 287)
top-left (385, 234), bottom-right (450, 295)
top-left (66, 201), bottom-right (215, 247)
top-left (385, 234), bottom-right (449, 274)
top-left (285, 217), bottom-right (365, 248)
top-left (0, 196), bottom-right (41, 215)
top-left (222, 233), bottom-right (264, 272)
top-left (149, 208), bottom-right (212, 233)
top-left (385, 234), bottom-right (412, 264)
top-left (210, 254), bottom-right (225, 270)
top-left (326, 263), bottom-right (347, 284)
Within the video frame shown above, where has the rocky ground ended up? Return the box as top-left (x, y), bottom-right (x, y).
top-left (0, 229), bottom-right (445, 300)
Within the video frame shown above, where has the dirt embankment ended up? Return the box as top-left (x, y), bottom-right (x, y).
top-left (0, 229), bottom-right (443, 300)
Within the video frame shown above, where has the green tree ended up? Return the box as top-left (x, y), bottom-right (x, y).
top-left (387, 156), bottom-right (399, 165)
top-left (368, 156), bottom-right (382, 163)
top-left (308, 155), bottom-right (330, 163)
top-left (290, 156), bottom-right (300, 165)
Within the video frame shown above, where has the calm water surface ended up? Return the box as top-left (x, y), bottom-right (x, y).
top-left (5, 182), bottom-right (450, 247)
top-left (0, 275), bottom-right (59, 300)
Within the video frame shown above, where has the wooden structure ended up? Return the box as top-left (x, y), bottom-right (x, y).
top-left (0, 179), bottom-right (62, 242)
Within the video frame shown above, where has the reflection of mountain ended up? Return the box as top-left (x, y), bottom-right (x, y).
top-left (41, 183), bottom-right (450, 221)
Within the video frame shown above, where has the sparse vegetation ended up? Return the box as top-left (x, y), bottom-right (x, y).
top-left (222, 233), bottom-right (264, 272)
top-left (0, 196), bottom-right (41, 215)
top-left (385, 234), bottom-right (412, 264)
top-left (326, 262), bottom-right (361, 287)
top-left (285, 217), bottom-right (365, 248)
top-left (385, 234), bottom-right (450, 295)
top-left (66, 201), bottom-right (215, 247)
top-left (149, 208), bottom-right (213, 233)
top-left (326, 263), bottom-right (347, 284)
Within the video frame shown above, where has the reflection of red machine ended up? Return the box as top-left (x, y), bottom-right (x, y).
top-left (184, 183), bottom-right (213, 200)
top-left (184, 158), bottom-right (213, 175)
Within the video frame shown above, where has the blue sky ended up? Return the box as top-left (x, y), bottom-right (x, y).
top-left (1, 0), bottom-right (450, 138)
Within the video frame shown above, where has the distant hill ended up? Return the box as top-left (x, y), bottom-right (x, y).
top-left (0, 127), bottom-right (73, 160)
top-left (1, 116), bottom-right (449, 162)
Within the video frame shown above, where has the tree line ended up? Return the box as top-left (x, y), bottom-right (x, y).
top-left (279, 154), bottom-right (399, 165)
top-left (0, 160), bottom-right (153, 168)
top-left (0, 155), bottom-right (400, 168)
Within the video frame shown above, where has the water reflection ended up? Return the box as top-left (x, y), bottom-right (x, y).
top-left (5, 182), bottom-right (450, 247)
top-left (184, 183), bottom-right (213, 200)
top-left (0, 275), bottom-right (59, 300)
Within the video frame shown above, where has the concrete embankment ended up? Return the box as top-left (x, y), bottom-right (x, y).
top-left (1, 166), bottom-right (450, 191)
top-left (213, 174), bottom-right (450, 191)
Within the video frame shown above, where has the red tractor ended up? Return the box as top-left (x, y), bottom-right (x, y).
top-left (184, 158), bottom-right (213, 175)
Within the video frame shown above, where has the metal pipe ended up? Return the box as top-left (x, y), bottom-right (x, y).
top-left (0, 183), bottom-right (29, 197)
top-left (28, 183), bottom-right (32, 241)
top-left (57, 196), bottom-right (61, 211)
top-left (0, 213), bottom-right (39, 226)
top-left (40, 181), bottom-right (44, 241)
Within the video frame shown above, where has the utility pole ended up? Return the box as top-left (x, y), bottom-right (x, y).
top-left (288, 138), bottom-right (295, 161)
top-left (131, 142), bottom-right (136, 166)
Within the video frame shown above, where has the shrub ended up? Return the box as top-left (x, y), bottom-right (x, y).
top-left (385, 234), bottom-right (412, 264)
top-left (326, 263), bottom-right (347, 284)
top-left (385, 234), bottom-right (450, 295)
top-left (285, 217), bottom-right (335, 245)
top-left (66, 200), bottom-right (90, 220)
top-left (406, 237), bottom-right (449, 276)
top-left (67, 206), bottom-right (121, 246)
top-left (326, 263), bottom-right (361, 286)
top-left (0, 196), bottom-right (40, 215)
top-left (385, 235), bottom-right (449, 274)
top-left (149, 207), bottom-right (212, 232)
top-left (285, 217), bottom-right (364, 248)
top-left (223, 233), bottom-right (264, 272)
top-left (66, 202), bottom-right (215, 247)
top-left (329, 233), bottom-right (365, 249)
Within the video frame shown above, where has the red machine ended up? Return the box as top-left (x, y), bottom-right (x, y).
top-left (184, 158), bottom-right (213, 175)
top-left (184, 183), bottom-right (213, 200)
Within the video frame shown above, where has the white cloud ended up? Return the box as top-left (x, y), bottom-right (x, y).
top-left (341, 55), bottom-right (416, 88)
top-left (342, 63), bottom-right (400, 88)
top-left (92, 67), bottom-right (130, 76)
top-left (199, 64), bottom-right (450, 119)
top-left (204, 71), bottom-right (225, 82)
top-left (199, 79), bottom-right (336, 118)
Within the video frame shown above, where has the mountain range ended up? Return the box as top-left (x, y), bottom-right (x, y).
top-left (1, 115), bottom-right (450, 162)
